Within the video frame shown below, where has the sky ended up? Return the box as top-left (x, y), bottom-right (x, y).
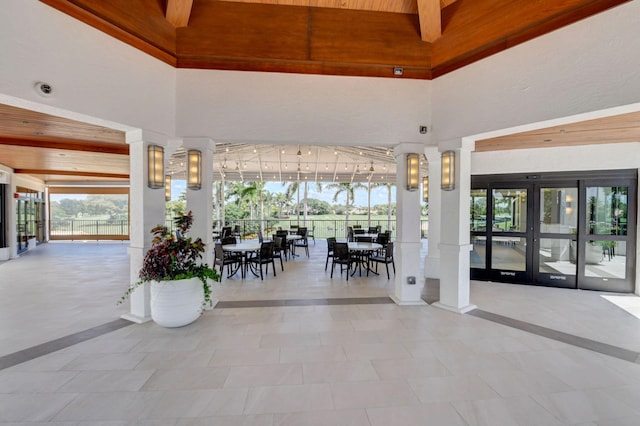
top-left (171, 180), bottom-right (396, 207)
top-left (49, 180), bottom-right (397, 207)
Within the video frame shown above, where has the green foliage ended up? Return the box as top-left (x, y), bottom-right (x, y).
top-left (293, 198), bottom-right (331, 215)
top-left (118, 211), bottom-right (219, 310)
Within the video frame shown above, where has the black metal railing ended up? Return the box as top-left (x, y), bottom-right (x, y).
top-left (48, 218), bottom-right (428, 241)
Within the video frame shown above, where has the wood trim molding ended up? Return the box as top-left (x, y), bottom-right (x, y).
top-left (48, 186), bottom-right (129, 194)
top-left (0, 136), bottom-right (129, 155)
top-left (15, 169), bottom-right (129, 179)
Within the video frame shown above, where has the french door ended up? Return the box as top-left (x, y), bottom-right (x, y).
top-left (471, 171), bottom-right (636, 292)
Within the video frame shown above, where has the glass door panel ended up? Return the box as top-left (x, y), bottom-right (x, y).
top-left (488, 187), bottom-right (532, 283)
top-left (534, 186), bottom-right (578, 288)
top-left (491, 237), bottom-right (527, 271)
top-left (580, 184), bottom-right (633, 292)
top-left (492, 189), bottom-right (527, 232)
top-left (470, 189), bottom-right (487, 232)
top-left (540, 187), bottom-right (578, 234)
top-left (586, 186), bottom-right (628, 236)
top-left (471, 236), bottom-right (487, 269)
top-left (583, 240), bottom-right (626, 279)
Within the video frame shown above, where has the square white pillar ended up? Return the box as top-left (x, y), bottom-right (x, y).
top-left (122, 129), bottom-right (168, 324)
top-left (183, 138), bottom-right (215, 268)
top-left (391, 143), bottom-right (427, 305)
top-left (433, 139), bottom-right (477, 314)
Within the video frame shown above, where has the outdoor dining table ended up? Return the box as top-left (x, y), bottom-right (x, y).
top-left (354, 233), bottom-right (378, 241)
top-left (286, 234), bottom-right (303, 257)
top-left (347, 241), bottom-right (382, 276)
top-left (222, 241), bottom-right (260, 278)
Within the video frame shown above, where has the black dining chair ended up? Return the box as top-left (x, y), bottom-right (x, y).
top-left (330, 242), bottom-right (352, 280)
top-left (368, 242), bottom-right (395, 279)
top-left (325, 237), bottom-right (336, 271)
top-left (294, 227), bottom-right (309, 257)
top-left (220, 226), bottom-right (232, 239)
top-left (249, 241), bottom-right (276, 280)
top-left (272, 236), bottom-right (286, 271)
top-left (214, 243), bottom-right (240, 281)
top-left (232, 224), bottom-right (242, 241)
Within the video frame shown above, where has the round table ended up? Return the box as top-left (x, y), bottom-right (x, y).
top-left (222, 242), bottom-right (260, 278)
top-left (347, 242), bottom-right (382, 275)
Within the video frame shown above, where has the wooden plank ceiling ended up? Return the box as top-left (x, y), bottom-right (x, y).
top-left (39, 0), bottom-right (629, 79)
top-left (0, 0), bottom-right (636, 183)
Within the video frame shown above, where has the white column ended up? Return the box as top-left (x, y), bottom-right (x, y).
top-left (8, 173), bottom-right (18, 259)
top-left (183, 138), bottom-right (215, 268)
top-left (391, 143), bottom-right (427, 305)
top-left (122, 129), bottom-right (168, 324)
top-left (636, 166), bottom-right (640, 296)
top-left (424, 146), bottom-right (441, 279)
top-left (433, 138), bottom-right (477, 314)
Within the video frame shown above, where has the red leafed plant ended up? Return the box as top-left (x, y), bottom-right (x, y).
top-left (119, 211), bottom-right (218, 307)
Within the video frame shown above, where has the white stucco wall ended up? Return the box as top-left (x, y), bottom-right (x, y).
top-left (0, 0), bottom-right (176, 135)
top-left (471, 142), bottom-right (640, 175)
top-left (432, 1), bottom-right (640, 143)
top-left (176, 69), bottom-right (432, 146)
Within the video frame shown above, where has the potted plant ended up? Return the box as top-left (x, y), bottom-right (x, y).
top-left (119, 211), bottom-right (219, 327)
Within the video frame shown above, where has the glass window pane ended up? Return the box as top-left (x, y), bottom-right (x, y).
top-left (540, 188), bottom-right (577, 234)
top-left (492, 189), bottom-right (527, 233)
top-left (539, 238), bottom-right (575, 275)
top-left (584, 240), bottom-right (626, 279)
top-left (470, 189), bottom-right (487, 231)
top-left (471, 235), bottom-right (486, 269)
top-left (586, 186), bottom-right (628, 235)
top-left (491, 236), bottom-right (526, 271)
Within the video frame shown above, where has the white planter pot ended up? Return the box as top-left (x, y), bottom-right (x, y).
top-left (150, 277), bottom-right (204, 328)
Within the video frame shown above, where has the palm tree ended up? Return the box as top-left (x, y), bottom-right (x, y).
top-left (285, 180), bottom-right (322, 226)
top-left (273, 192), bottom-right (289, 218)
top-left (367, 181), bottom-right (388, 227)
top-left (326, 182), bottom-right (366, 230)
top-left (241, 181), bottom-right (267, 232)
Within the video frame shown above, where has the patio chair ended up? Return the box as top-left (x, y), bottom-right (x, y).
top-left (294, 227), bottom-right (309, 257)
top-left (249, 241), bottom-right (276, 280)
top-left (214, 243), bottom-right (240, 281)
top-left (330, 242), bottom-right (352, 280)
top-left (325, 237), bottom-right (336, 271)
top-left (307, 226), bottom-right (315, 245)
top-left (272, 236), bottom-right (286, 270)
top-left (368, 242), bottom-right (395, 279)
top-left (220, 226), bottom-right (232, 239)
top-left (232, 224), bottom-right (242, 241)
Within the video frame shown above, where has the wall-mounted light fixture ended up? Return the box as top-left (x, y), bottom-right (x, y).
top-left (147, 145), bottom-right (164, 189)
top-left (441, 150), bottom-right (455, 191)
top-left (187, 149), bottom-right (202, 190)
top-left (565, 194), bottom-right (574, 215)
top-left (406, 153), bottom-right (419, 191)
top-left (164, 175), bottom-right (171, 201)
top-left (423, 176), bottom-right (429, 202)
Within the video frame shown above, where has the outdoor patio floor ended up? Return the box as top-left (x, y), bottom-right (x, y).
top-left (1, 240), bottom-right (640, 424)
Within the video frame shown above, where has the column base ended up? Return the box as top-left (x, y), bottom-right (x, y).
top-left (432, 301), bottom-right (477, 314)
top-left (120, 313), bottom-right (152, 324)
top-left (389, 294), bottom-right (428, 306)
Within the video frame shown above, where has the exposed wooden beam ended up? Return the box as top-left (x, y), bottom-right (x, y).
top-left (0, 136), bottom-right (129, 155)
top-left (440, 0), bottom-right (458, 8)
top-left (14, 169), bottom-right (129, 179)
top-left (418, 0), bottom-right (442, 42)
top-left (166, 0), bottom-right (193, 27)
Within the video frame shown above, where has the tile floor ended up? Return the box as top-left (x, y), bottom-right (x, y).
top-left (1, 240), bottom-right (640, 425)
